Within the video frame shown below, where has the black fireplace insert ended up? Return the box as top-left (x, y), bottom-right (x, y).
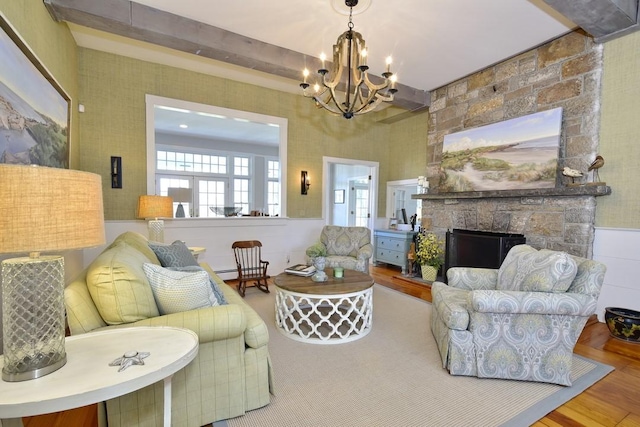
top-left (443, 229), bottom-right (526, 282)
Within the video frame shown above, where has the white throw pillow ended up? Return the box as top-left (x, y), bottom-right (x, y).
top-left (142, 263), bottom-right (219, 315)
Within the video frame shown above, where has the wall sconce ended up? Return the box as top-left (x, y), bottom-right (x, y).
top-left (111, 156), bottom-right (122, 188)
top-left (301, 171), bottom-right (310, 195)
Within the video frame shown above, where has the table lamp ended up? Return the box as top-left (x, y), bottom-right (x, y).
top-left (167, 187), bottom-right (192, 218)
top-left (0, 164), bottom-right (105, 382)
top-left (136, 195), bottom-right (173, 242)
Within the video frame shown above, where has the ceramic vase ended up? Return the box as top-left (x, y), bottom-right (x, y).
top-left (314, 256), bottom-right (326, 272)
top-left (421, 264), bottom-right (437, 282)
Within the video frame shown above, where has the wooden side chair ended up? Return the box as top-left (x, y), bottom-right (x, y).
top-left (232, 240), bottom-right (270, 297)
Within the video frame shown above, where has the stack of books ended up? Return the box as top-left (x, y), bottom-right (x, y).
top-left (284, 264), bottom-right (316, 276)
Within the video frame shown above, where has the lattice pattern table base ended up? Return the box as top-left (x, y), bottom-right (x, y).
top-left (275, 286), bottom-right (373, 344)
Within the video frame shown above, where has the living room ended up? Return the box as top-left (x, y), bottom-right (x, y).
top-left (1, 0), bottom-right (640, 425)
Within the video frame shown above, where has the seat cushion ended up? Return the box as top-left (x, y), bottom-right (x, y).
top-left (497, 245), bottom-right (578, 293)
top-left (143, 263), bottom-right (219, 314)
top-left (86, 241), bottom-right (160, 325)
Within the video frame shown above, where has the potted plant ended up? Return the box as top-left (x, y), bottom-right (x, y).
top-left (306, 242), bottom-right (328, 271)
top-left (415, 231), bottom-right (444, 281)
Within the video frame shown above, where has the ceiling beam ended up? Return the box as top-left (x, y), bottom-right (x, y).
top-left (44, 0), bottom-right (430, 112)
top-left (543, 0), bottom-right (639, 42)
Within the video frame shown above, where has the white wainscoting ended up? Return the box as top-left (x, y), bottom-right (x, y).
top-left (593, 227), bottom-right (640, 322)
top-left (81, 218), bottom-right (328, 281)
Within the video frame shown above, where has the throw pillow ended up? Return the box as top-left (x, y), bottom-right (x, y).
top-left (497, 245), bottom-right (578, 293)
top-left (142, 263), bottom-right (219, 315)
top-left (169, 266), bottom-right (228, 305)
top-left (86, 241), bottom-right (160, 325)
top-left (149, 240), bottom-right (199, 268)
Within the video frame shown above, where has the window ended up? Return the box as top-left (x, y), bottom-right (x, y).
top-left (146, 95), bottom-right (288, 218)
top-left (267, 160), bottom-right (280, 216)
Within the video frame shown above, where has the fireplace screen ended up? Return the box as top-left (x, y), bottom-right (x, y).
top-left (444, 229), bottom-right (526, 281)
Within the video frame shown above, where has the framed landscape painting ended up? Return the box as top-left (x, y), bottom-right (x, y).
top-left (0, 15), bottom-right (70, 168)
top-left (440, 107), bottom-right (563, 192)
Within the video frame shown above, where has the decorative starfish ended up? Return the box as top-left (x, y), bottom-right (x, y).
top-left (109, 351), bottom-right (151, 372)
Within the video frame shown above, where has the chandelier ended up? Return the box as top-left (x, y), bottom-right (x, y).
top-left (300, 0), bottom-right (397, 119)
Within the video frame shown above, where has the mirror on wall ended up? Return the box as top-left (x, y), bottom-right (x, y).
top-left (145, 95), bottom-right (288, 218)
top-left (386, 179), bottom-right (421, 230)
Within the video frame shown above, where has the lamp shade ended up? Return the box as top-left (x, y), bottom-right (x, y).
top-left (167, 187), bottom-right (192, 203)
top-left (136, 195), bottom-right (173, 219)
top-left (0, 164), bottom-right (106, 254)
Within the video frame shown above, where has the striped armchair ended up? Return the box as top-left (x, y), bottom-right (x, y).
top-left (430, 244), bottom-right (606, 386)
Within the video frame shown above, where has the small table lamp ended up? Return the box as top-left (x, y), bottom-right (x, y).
top-left (136, 195), bottom-right (173, 242)
top-left (0, 165), bottom-right (105, 382)
top-left (167, 187), bottom-right (192, 218)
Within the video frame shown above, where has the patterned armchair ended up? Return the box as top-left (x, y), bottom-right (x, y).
top-left (430, 244), bottom-right (606, 386)
top-left (306, 226), bottom-right (373, 272)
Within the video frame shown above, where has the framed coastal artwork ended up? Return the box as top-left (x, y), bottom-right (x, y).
top-left (0, 15), bottom-right (70, 168)
top-left (440, 107), bottom-right (563, 192)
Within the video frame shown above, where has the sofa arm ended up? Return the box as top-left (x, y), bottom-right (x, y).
top-left (469, 290), bottom-right (598, 317)
top-left (447, 267), bottom-right (498, 291)
top-left (127, 304), bottom-right (247, 344)
top-left (357, 243), bottom-right (374, 261)
top-left (200, 262), bottom-right (269, 349)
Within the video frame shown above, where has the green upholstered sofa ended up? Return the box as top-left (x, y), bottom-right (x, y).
top-left (65, 232), bottom-right (273, 427)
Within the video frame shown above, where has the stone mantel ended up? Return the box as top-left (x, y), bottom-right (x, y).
top-left (413, 185), bottom-right (611, 200)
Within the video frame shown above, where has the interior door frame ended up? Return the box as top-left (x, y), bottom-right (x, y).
top-left (322, 156), bottom-right (379, 232)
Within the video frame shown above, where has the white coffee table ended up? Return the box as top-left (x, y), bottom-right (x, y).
top-left (0, 326), bottom-right (198, 427)
top-left (274, 268), bottom-right (374, 344)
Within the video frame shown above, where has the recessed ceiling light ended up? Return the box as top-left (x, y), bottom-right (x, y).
top-left (157, 106), bottom-right (191, 113)
top-left (197, 112), bottom-right (227, 119)
top-left (234, 118), bottom-right (250, 123)
top-left (179, 124), bottom-right (188, 128)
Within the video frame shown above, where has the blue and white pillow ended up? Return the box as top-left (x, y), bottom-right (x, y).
top-left (169, 265), bottom-right (228, 305)
top-left (148, 240), bottom-right (199, 268)
top-left (142, 263), bottom-right (219, 315)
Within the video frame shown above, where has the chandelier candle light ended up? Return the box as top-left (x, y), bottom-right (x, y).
top-left (300, 0), bottom-right (398, 119)
top-left (0, 165), bottom-right (105, 381)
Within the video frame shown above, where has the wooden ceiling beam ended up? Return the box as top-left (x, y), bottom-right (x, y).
top-left (543, 0), bottom-right (639, 42)
top-left (44, 0), bottom-right (430, 112)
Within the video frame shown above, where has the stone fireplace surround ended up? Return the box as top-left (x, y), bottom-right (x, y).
top-left (418, 30), bottom-right (609, 259)
top-left (416, 186), bottom-right (610, 259)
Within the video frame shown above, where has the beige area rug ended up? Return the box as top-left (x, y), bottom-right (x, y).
top-left (220, 285), bottom-right (613, 427)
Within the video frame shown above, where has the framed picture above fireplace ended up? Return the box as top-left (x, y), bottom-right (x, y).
top-left (441, 107), bottom-right (562, 192)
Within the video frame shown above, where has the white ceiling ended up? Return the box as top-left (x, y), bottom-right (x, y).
top-left (69, 0), bottom-right (577, 141)
top-left (124, 0), bottom-right (575, 92)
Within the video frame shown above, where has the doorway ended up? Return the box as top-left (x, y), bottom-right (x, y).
top-left (323, 156), bottom-right (379, 231)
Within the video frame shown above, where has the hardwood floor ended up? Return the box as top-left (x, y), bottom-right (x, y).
top-left (23, 264), bottom-right (640, 427)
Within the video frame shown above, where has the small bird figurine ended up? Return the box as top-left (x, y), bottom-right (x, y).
top-left (562, 166), bottom-right (583, 184)
top-left (588, 155), bottom-right (604, 183)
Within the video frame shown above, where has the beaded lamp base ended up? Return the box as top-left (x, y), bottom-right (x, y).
top-left (148, 219), bottom-right (165, 243)
top-left (1, 256), bottom-right (67, 381)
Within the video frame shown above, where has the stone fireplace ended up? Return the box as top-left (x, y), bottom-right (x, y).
top-left (417, 30), bottom-right (610, 259)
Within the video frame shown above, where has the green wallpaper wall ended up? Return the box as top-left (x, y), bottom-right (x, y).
top-left (0, 0), bottom-right (79, 167)
top-left (77, 48), bottom-right (429, 220)
top-left (597, 32), bottom-right (640, 228)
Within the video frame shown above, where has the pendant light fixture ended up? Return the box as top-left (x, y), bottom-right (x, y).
top-left (300, 0), bottom-right (397, 119)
